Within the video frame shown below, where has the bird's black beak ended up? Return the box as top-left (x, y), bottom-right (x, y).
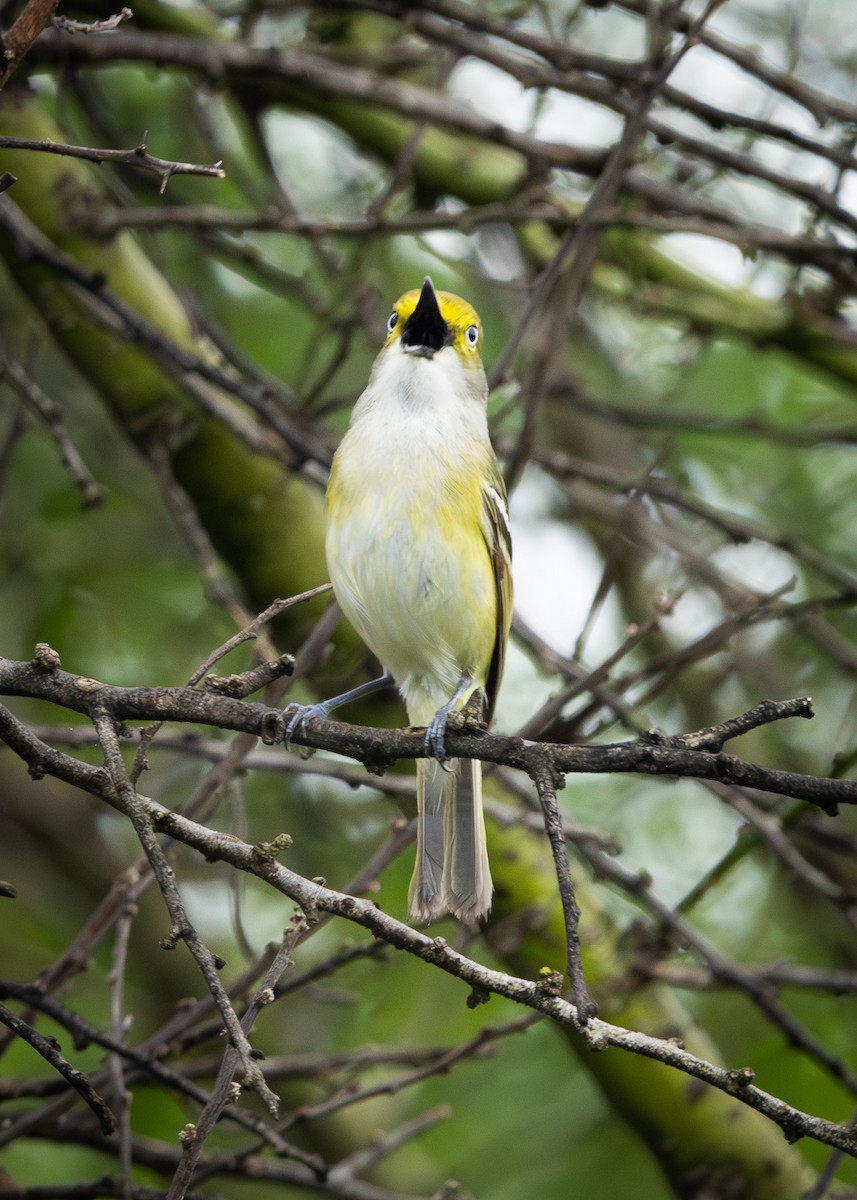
top-left (400, 277), bottom-right (449, 357)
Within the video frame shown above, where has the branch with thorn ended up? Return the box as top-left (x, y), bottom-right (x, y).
top-left (0, 135), bottom-right (224, 193)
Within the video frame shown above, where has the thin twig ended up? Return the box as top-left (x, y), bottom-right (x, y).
top-left (529, 763), bottom-right (595, 1020)
top-left (107, 893), bottom-right (135, 1200)
top-left (0, 347), bottom-right (104, 508)
top-left (90, 711), bottom-right (280, 1118)
top-left (165, 910), bottom-right (312, 1199)
top-left (0, 136), bottom-right (223, 192)
top-left (52, 8), bottom-right (133, 34)
top-left (0, 1001), bottom-right (116, 1135)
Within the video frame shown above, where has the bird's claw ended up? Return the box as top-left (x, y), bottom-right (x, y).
top-left (283, 702), bottom-right (329, 751)
top-left (424, 707), bottom-right (453, 769)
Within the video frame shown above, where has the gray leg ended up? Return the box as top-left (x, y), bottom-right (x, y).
top-left (284, 672), bottom-right (394, 744)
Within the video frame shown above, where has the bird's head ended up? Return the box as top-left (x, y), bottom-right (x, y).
top-left (383, 277), bottom-right (484, 368)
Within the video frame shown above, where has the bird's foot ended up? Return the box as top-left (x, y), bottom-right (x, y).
top-left (283, 701), bottom-right (331, 751)
top-left (425, 675), bottom-right (481, 766)
top-left (424, 703), bottom-right (465, 767)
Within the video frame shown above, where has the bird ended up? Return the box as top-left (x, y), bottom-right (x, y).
top-left (288, 277), bottom-right (512, 924)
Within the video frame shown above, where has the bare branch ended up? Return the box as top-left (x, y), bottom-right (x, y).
top-left (0, 1001), bottom-right (116, 1135)
top-left (0, 345), bottom-right (105, 508)
top-left (0, 135), bottom-right (224, 192)
top-left (3, 4), bottom-right (857, 1193)
top-left (0, 200), bottom-right (331, 478)
top-left (529, 762), bottom-right (594, 1019)
top-left (52, 8), bottom-right (133, 34)
top-left (164, 909), bottom-right (311, 1198)
top-left (90, 709), bottom-right (281, 1119)
top-left (25, 28), bottom-right (604, 177)
top-left (1, 653), bottom-right (844, 813)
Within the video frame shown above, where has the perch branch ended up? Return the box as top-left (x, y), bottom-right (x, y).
top-left (0, 654), bottom-right (846, 814)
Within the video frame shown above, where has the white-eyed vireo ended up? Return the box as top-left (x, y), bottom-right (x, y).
top-left (289, 277), bottom-right (512, 923)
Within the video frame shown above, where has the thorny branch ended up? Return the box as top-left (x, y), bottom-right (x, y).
top-left (0, 645), bottom-right (856, 1159)
top-left (0, 135), bottom-right (225, 193)
top-left (0, 683), bottom-right (855, 1161)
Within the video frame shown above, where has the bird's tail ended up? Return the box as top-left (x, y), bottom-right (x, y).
top-left (408, 757), bottom-right (492, 924)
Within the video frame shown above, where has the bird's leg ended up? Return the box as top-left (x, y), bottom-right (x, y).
top-left (284, 672), bottom-right (394, 746)
top-left (425, 671), bottom-right (477, 764)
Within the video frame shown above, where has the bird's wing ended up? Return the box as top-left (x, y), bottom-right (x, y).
top-left (480, 463), bottom-right (513, 724)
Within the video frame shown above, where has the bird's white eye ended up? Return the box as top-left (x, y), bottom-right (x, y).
top-left (387, 312), bottom-right (398, 334)
top-left (464, 324), bottom-right (479, 348)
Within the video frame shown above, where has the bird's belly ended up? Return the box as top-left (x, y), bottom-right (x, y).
top-left (326, 479), bottom-right (495, 710)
